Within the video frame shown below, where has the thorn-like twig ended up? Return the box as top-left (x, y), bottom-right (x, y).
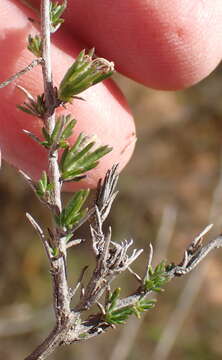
top-left (187, 223), bottom-right (213, 254)
top-left (143, 243), bottom-right (154, 283)
top-left (127, 267), bottom-right (142, 282)
top-left (26, 212), bottom-right (52, 260)
top-left (171, 224), bottom-right (215, 276)
top-left (0, 58), bottom-right (42, 89)
top-left (70, 266), bottom-right (89, 299)
top-left (171, 235), bottom-right (222, 277)
top-left (96, 301), bottom-right (106, 315)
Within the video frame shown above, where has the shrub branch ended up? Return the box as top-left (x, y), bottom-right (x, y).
top-left (0, 1), bottom-right (222, 360)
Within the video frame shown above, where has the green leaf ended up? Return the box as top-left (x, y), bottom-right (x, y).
top-left (60, 143), bottom-right (112, 181)
top-left (51, 118), bottom-right (63, 142)
top-left (139, 299), bottom-right (156, 310)
top-left (63, 141), bottom-right (95, 172)
top-left (17, 93), bottom-right (45, 118)
top-left (59, 50), bottom-right (87, 88)
top-left (60, 133), bottom-right (86, 172)
top-left (67, 132), bottom-right (86, 153)
top-left (108, 288), bottom-right (121, 312)
top-left (41, 171), bottom-right (47, 189)
top-left (57, 189), bottom-right (89, 229)
top-left (49, 0), bottom-right (67, 33)
top-left (63, 190), bottom-right (89, 222)
top-left (27, 34), bottom-right (42, 57)
top-left (131, 298), bottom-right (157, 319)
top-left (79, 145), bottom-right (112, 169)
top-left (42, 127), bottom-right (51, 144)
top-left (106, 306), bottom-right (134, 325)
top-left (64, 233), bottom-right (73, 243)
top-left (59, 129), bottom-right (112, 182)
top-left (61, 118), bottom-right (76, 140)
top-left (52, 247), bottom-right (59, 257)
top-left (36, 171), bottom-right (49, 197)
top-left (17, 105), bottom-right (37, 117)
top-left (64, 142), bottom-right (95, 171)
top-left (65, 208), bottom-right (88, 229)
top-left (60, 163), bottom-right (97, 182)
top-left (144, 261), bottom-right (168, 292)
top-left (40, 115), bottom-right (77, 150)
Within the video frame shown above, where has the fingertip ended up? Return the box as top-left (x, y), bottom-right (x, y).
top-left (65, 0), bottom-right (222, 90)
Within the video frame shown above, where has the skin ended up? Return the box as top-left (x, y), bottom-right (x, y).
top-left (0, 0), bottom-right (222, 189)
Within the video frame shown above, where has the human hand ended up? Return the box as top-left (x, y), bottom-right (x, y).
top-left (0, 0), bottom-right (221, 189)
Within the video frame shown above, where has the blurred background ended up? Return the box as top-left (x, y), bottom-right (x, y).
top-left (1, 66), bottom-right (222, 359)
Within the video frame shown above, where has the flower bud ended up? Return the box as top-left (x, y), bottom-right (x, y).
top-left (58, 49), bottom-right (114, 103)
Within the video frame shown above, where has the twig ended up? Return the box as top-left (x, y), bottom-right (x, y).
top-left (70, 266), bottom-right (89, 299)
top-left (74, 233), bottom-right (222, 344)
top-left (26, 212), bottom-right (52, 260)
top-left (41, 1), bottom-right (61, 211)
top-left (106, 232), bottom-right (222, 311)
top-left (0, 58), bottom-right (42, 89)
top-left (1, 163), bottom-right (222, 358)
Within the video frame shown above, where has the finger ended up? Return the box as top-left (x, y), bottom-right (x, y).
top-left (63, 0), bottom-right (222, 90)
top-left (0, 0), bottom-right (136, 189)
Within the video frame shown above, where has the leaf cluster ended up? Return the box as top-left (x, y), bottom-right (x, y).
top-left (60, 132), bottom-right (112, 182)
top-left (28, 35), bottom-right (43, 57)
top-left (17, 93), bottom-right (45, 118)
top-left (36, 171), bottom-right (53, 197)
top-left (41, 115), bottom-right (76, 149)
top-left (49, 0), bottom-right (67, 33)
top-left (55, 189), bottom-right (89, 231)
top-left (144, 261), bottom-right (169, 293)
top-left (58, 49), bottom-right (114, 102)
top-left (105, 288), bottom-right (156, 325)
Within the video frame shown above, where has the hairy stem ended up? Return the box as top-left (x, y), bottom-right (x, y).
top-left (40, 0), bottom-right (71, 318)
top-left (25, 1), bottom-right (71, 358)
top-left (41, 0), bottom-right (61, 211)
